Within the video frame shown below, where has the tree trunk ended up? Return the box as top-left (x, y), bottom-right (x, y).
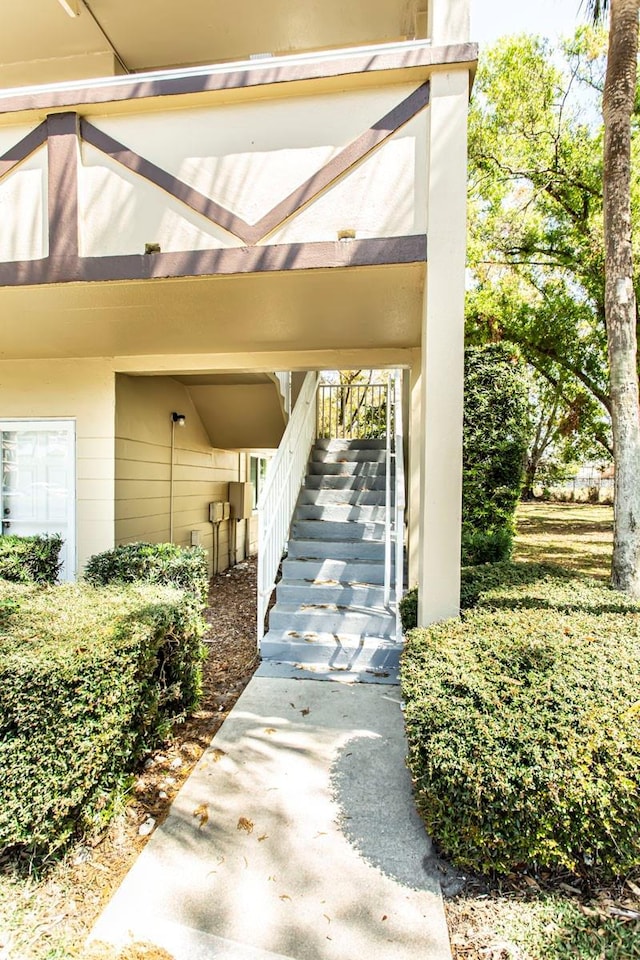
top-left (605, 0), bottom-right (640, 594)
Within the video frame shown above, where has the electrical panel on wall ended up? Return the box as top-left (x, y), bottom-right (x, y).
top-left (209, 501), bottom-right (225, 523)
top-left (229, 482), bottom-right (253, 520)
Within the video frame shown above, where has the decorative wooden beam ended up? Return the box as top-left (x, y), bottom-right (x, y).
top-left (80, 81), bottom-right (430, 245)
top-left (0, 43), bottom-right (477, 117)
top-left (0, 235), bottom-right (427, 286)
top-left (47, 112), bottom-right (80, 259)
top-left (0, 121), bottom-right (47, 181)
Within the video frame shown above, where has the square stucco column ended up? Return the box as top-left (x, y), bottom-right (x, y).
top-left (428, 0), bottom-right (470, 44)
top-left (418, 69), bottom-right (469, 626)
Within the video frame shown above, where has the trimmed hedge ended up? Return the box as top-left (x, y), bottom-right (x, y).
top-left (0, 534), bottom-right (63, 584)
top-left (84, 541), bottom-right (209, 602)
top-left (0, 579), bottom-right (206, 857)
top-left (401, 563), bottom-right (640, 879)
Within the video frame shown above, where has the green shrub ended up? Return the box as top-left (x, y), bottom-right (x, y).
top-left (399, 586), bottom-right (418, 633)
top-left (462, 345), bottom-right (530, 564)
top-left (0, 579), bottom-right (206, 858)
top-left (0, 534), bottom-right (63, 584)
top-left (401, 564), bottom-right (640, 879)
top-left (85, 541), bottom-right (209, 602)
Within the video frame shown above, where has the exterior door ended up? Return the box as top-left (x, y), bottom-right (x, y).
top-left (0, 420), bottom-right (76, 580)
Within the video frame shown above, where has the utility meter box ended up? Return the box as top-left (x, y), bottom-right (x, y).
top-left (222, 501), bottom-right (231, 520)
top-left (209, 501), bottom-right (225, 523)
top-left (229, 481), bottom-right (253, 520)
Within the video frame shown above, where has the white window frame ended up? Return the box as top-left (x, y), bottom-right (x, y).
top-left (0, 418), bottom-right (77, 580)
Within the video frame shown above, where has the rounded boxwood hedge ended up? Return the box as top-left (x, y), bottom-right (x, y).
top-left (0, 579), bottom-right (206, 858)
top-left (401, 563), bottom-right (640, 879)
top-left (84, 541), bottom-right (209, 602)
top-left (0, 534), bottom-right (63, 584)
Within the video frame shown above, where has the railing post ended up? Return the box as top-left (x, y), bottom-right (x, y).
top-left (383, 379), bottom-right (392, 608)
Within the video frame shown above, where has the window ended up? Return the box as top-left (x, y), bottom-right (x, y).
top-left (250, 455), bottom-right (270, 509)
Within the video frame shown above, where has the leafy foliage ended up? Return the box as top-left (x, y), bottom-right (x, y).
top-left (462, 344), bottom-right (531, 564)
top-left (466, 31), bottom-right (628, 451)
top-left (84, 541), bottom-right (209, 602)
top-left (0, 534), bottom-right (63, 584)
top-left (401, 563), bottom-right (640, 879)
top-left (0, 579), bottom-right (206, 859)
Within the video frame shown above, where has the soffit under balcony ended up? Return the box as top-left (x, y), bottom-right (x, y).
top-left (1, 0), bottom-right (428, 87)
top-left (0, 261), bottom-right (424, 361)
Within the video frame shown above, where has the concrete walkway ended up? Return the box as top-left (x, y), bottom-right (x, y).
top-left (89, 677), bottom-right (452, 960)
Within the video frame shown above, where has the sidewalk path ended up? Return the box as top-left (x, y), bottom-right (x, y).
top-left (89, 677), bottom-right (452, 960)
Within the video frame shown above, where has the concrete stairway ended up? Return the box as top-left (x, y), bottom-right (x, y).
top-left (260, 438), bottom-right (402, 682)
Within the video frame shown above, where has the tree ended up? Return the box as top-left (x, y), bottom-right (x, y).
top-left (523, 368), bottom-right (611, 498)
top-left (585, 0), bottom-right (640, 593)
top-left (467, 28), bottom-right (640, 592)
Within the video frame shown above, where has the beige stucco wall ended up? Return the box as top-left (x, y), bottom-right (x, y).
top-left (0, 358), bottom-right (115, 574)
top-left (115, 374), bottom-right (254, 574)
top-left (0, 147), bottom-right (47, 262)
top-left (73, 84), bottom-right (427, 256)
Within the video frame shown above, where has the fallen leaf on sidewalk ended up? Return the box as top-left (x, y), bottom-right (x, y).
top-left (279, 894), bottom-right (292, 901)
top-left (193, 805), bottom-right (209, 828)
top-left (264, 728), bottom-right (277, 734)
top-left (258, 834), bottom-right (268, 842)
top-left (237, 817), bottom-right (254, 833)
top-left (300, 708), bottom-right (310, 717)
top-left (210, 749), bottom-right (226, 762)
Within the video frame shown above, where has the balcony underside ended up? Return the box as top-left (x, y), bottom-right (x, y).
top-left (0, 259), bottom-right (425, 361)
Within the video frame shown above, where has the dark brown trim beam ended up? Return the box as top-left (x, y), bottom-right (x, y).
top-left (0, 235), bottom-right (426, 287)
top-left (47, 113), bottom-right (79, 259)
top-left (0, 121), bottom-right (47, 180)
top-left (80, 82), bottom-right (429, 244)
top-left (0, 42), bottom-right (478, 117)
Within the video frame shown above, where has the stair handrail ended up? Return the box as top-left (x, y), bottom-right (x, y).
top-left (394, 370), bottom-right (406, 641)
top-left (257, 370), bottom-right (319, 645)
top-left (383, 379), bottom-right (392, 607)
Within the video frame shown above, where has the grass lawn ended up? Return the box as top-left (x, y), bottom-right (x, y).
top-left (514, 501), bottom-right (613, 580)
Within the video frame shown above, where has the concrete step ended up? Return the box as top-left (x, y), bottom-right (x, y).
top-left (291, 519), bottom-right (390, 541)
top-left (287, 538), bottom-right (387, 561)
top-left (302, 473), bottom-right (389, 491)
top-left (260, 629), bottom-right (402, 672)
top-left (298, 488), bottom-right (388, 506)
top-left (276, 579), bottom-right (387, 607)
top-left (268, 602), bottom-right (396, 636)
top-left (303, 473), bottom-right (388, 491)
top-left (295, 503), bottom-right (389, 523)
top-left (307, 461), bottom-right (390, 477)
top-left (314, 438), bottom-right (386, 451)
top-left (312, 448), bottom-right (387, 463)
top-left (255, 659), bottom-right (400, 683)
top-left (281, 556), bottom-right (389, 584)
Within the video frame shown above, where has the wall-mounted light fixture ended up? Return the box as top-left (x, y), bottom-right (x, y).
top-left (171, 412), bottom-right (186, 427)
top-left (56, 0), bottom-right (80, 17)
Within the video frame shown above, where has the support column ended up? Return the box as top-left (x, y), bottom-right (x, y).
top-left (418, 68), bottom-right (470, 626)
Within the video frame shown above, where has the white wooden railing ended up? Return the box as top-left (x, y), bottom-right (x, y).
top-left (257, 370), bottom-right (319, 644)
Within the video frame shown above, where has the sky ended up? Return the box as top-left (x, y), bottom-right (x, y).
top-left (471, 0), bottom-right (586, 46)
